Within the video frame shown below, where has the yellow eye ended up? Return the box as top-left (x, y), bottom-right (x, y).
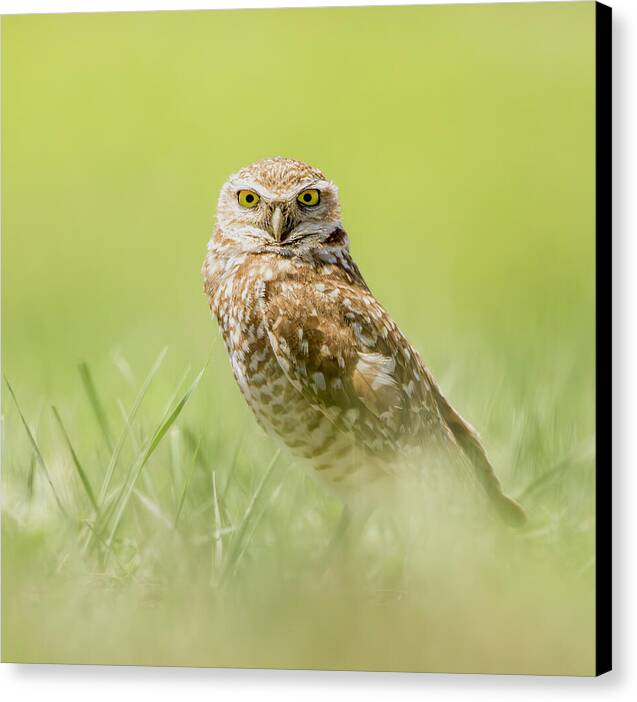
top-left (238, 190), bottom-right (260, 208)
top-left (297, 189), bottom-right (320, 207)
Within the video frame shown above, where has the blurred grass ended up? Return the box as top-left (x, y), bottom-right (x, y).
top-left (1, 3), bottom-right (596, 674)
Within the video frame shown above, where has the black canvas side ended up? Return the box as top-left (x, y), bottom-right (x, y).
top-left (595, 0), bottom-right (612, 678)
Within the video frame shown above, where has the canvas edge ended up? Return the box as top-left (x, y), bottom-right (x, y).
top-left (595, 0), bottom-right (612, 679)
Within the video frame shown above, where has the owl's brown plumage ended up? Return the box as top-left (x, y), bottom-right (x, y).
top-left (203, 157), bottom-right (525, 526)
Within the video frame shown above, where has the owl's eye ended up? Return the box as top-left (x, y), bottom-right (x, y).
top-left (238, 190), bottom-right (260, 208)
top-left (297, 189), bottom-right (320, 207)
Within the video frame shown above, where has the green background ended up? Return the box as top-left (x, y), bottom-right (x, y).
top-left (2, 2), bottom-right (597, 673)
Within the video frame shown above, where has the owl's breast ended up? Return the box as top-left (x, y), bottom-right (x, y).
top-left (204, 253), bottom-right (378, 492)
top-left (205, 255), bottom-right (305, 422)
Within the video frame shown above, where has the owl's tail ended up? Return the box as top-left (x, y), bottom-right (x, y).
top-left (432, 385), bottom-right (527, 528)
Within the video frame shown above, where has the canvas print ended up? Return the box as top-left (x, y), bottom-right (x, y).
top-left (1, 1), bottom-right (611, 674)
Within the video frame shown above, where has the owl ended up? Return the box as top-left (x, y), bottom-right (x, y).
top-left (202, 157), bottom-right (526, 526)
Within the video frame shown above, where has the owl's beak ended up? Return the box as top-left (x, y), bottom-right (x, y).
top-left (271, 206), bottom-right (284, 242)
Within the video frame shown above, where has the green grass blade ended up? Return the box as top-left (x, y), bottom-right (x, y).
top-left (26, 453), bottom-right (36, 498)
top-left (231, 481), bottom-right (283, 578)
top-left (104, 367), bottom-right (206, 558)
top-left (85, 349), bottom-right (169, 554)
top-left (133, 489), bottom-right (172, 528)
top-left (211, 470), bottom-right (223, 572)
top-left (174, 434), bottom-right (202, 527)
top-left (3, 376), bottom-right (68, 518)
top-left (143, 370), bottom-right (204, 462)
top-left (51, 405), bottom-right (98, 512)
top-left (81, 520), bottom-right (128, 575)
top-left (78, 362), bottom-right (114, 452)
top-left (220, 448), bottom-right (281, 584)
top-left (96, 347), bottom-right (168, 508)
top-left (158, 365), bottom-right (192, 424)
top-left (221, 428), bottom-right (247, 502)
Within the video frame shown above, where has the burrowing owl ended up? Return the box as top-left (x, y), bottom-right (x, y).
top-left (202, 157), bottom-right (525, 525)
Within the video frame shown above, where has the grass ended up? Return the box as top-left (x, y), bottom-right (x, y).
top-left (1, 337), bottom-right (596, 674)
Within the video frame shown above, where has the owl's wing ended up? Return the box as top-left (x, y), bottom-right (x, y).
top-left (431, 386), bottom-right (527, 525)
top-left (260, 276), bottom-right (447, 458)
top-left (261, 273), bottom-right (526, 525)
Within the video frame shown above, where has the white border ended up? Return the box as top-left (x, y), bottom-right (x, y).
top-left (1, 1), bottom-right (634, 700)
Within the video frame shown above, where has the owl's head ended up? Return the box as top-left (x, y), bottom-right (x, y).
top-left (216, 157), bottom-right (342, 249)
